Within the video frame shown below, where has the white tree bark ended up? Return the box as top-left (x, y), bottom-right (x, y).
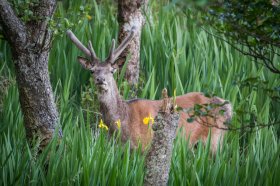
top-left (117, 0), bottom-right (148, 85)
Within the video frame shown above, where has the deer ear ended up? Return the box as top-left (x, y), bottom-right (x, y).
top-left (77, 56), bottom-right (94, 70)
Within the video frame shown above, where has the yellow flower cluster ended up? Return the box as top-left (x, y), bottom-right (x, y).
top-left (143, 113), bottom-right (154, 125)
top-left (98, 119), bottom-right (121, 131)
top-left (98, 119), bottom-right (108, 131)
top-left (115, 119), bottom-right (121, 129)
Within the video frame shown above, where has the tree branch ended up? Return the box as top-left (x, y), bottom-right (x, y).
top-left (185, 109), bottom-right (280, 133)
top-left (0, 0), bottom-right (27, 49)
top-left (201, 27), bottom-right (280, 74)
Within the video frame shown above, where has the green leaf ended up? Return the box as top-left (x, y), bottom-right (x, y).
top-left (187, 117), bottom-right (195, 123)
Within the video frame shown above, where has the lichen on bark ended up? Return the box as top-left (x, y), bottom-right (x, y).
top-left (144, 109), bottom-right (180, 186)
top-left (0, 0), bottom-right (61, 150)
top-left (117, 0), bottom-right (148, 86)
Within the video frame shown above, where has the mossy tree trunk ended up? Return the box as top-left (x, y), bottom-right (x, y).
top-left (0, 0), bottom-right (60, 150)
top-left (144, 91), bottom-right (179, 186)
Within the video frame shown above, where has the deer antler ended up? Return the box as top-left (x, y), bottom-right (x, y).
top-left (88, 41), bottom-right (97, 62)
top-left (107, 39), bottom-right (116, 61)
top-left (107, 26), bottom-right (136, 63)
top-left (67, 27), bottom-right (135, 64)
top-left (66, 30), bottom-right (98, 62)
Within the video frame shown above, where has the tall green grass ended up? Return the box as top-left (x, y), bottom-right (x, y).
top-left (0, 0), bottom-right (279, 185)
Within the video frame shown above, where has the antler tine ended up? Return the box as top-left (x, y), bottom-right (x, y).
top-left (66, 30), bottom-right (91, 58)
top-left (111, 27), bottom-right (136, 62)
top-left (88, 41), bottom-right (98, 62)
top-left (107, 39), bottom-right (116, 62)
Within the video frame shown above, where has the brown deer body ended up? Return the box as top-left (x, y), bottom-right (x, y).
top-left (67, 28), bottom-right (232, 153)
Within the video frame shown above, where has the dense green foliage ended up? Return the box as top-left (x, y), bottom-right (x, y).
top-left (1, 0), bottom-right (280, 185)
top-left (181, 0), bottom-right (280, 73)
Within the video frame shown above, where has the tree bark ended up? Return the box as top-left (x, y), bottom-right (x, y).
top-left (15, 51), bottom-right (59, 149)
top-left (144, 90), bottom-right (179, 186)
top-left (0, 0), bottom-right (60, 150)
top-left (117, 0), bottom-right (148, 85)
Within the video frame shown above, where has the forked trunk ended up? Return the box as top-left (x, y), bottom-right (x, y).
top-left (0, 0), bottom-right (60, 150)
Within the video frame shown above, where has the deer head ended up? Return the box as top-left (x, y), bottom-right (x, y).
top-left (66, 28), bottom-right (135, 96)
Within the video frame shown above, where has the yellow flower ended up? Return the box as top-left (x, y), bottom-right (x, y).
top-left (115, 119), bottom-right (121, 129)
top-left (86, 15), bottom-right (92, 21)
top-left (98, 119), bottom-right (108, 131)
top-left (143, 113), bottom-right (154, 125)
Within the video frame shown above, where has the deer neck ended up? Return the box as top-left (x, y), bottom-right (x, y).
top-left (98, 81), bottom-right (129, 129)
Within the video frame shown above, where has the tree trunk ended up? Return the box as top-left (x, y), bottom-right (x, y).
top-left (144, 90), bottom-right (179, 186)
top-left (144, 112), bottom-right (179, 186)
top-left (14, 50), bottom-right (59, 149)
top-left (117, 0), bottom-right (148, 85)
top-left (0, 0), bottom-right (60, 150)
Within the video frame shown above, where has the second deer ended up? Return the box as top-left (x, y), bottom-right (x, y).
top-left (67, 28), bottom-right (232, 153)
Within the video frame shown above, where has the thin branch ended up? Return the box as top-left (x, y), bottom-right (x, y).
top-left (0, 0), bottom-right (27, 49)
top-left (185, 103), bottom-right (280, 132)
top-left (201, 27), bottom-right (280, 73)
top-left (187, 112), bottom-right (280, 133)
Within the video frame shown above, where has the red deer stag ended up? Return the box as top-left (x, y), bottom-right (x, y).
top-left (66, 28), bottom-right (232, 153)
